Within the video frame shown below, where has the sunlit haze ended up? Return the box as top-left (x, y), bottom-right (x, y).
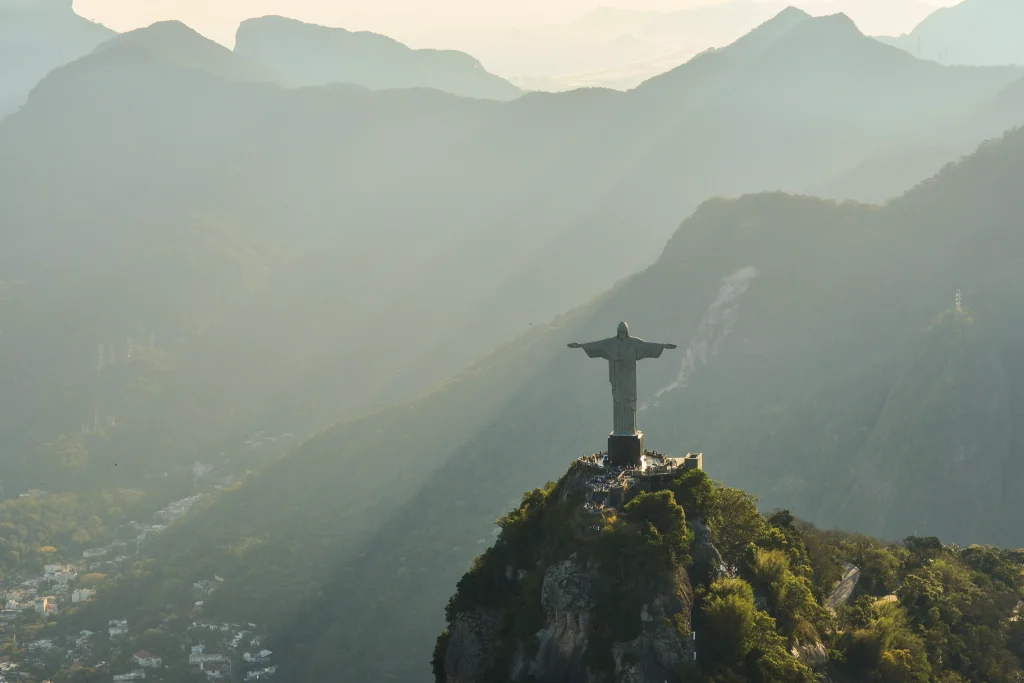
top-left (74, 0), bottom-right (964, 82)
top-left (8, 0), bottom-right (1024, 680)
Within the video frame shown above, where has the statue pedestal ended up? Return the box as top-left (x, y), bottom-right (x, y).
top-left (608, 432), bottom-right (644, 468)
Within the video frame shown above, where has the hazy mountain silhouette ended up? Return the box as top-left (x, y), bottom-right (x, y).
top-left (234, 15), bottom-right (521, 100)
top-left (881, 0), bottom-right (1024, 66)
top-left (808, 71), bottom-right (1024, 202)
top-left (0, 0), bottom-right (114, 117)
top-left (77, 124), bottom-right (1024, 682)
top-left (487, 0), bottom-right (938, 90)
top-left (89, 20), bottom-right (278, 83)
top-left (4, 8), bottom-right (1023, 499)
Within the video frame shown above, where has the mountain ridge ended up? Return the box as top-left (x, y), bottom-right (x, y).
top-left (880, 0), bottom-right (1024, 65)
top-left (0, 0), bottom-right (114, 116)
top-left (233, 15), bottom-right (521, 100)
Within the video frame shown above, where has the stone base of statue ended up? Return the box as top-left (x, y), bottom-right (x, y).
top-left (608, 431), bottom-right (644, 468)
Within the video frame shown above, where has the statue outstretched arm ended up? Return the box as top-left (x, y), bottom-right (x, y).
top-left (633, 339), bottom-right (678, 360)
top-left (568, 339), bottom-right (614, 360)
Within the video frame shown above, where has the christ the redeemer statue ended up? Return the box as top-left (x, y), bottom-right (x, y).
top-left (568, 322), bottom-right (677, 442)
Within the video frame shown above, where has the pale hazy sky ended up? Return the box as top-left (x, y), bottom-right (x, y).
top-left (75, 0), bottom-right (961, 43)
top-left (72, 0), bottom-right (965, 81)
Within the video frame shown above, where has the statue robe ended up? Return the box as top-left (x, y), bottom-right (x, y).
top-left (578, 336), bottom-right (666, 435)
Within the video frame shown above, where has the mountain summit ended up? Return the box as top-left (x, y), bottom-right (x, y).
top-left (0, 0), bottom-right (113, 116)
top-left (435, 457), bottom-right (1024, 683)
top-left (89, 21), bottom-right (276, 83)
top-left (234, 15), bottom-right (521, 100)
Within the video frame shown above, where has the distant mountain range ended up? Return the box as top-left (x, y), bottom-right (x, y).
top-left (4, 9), bottom-right (1023, 492)
top-left (448, 0), bottom-right (942, 90)
top-left (234, 15), bottom-right (522, 100)
top-left (476, 0), bottom-right (944, 91)
top-left (1, 7), bottom-right (519, 125)
top-left (0, 0), bottom-right (114, 116)
top-left (481, 0), bottom-right (1024, 91)
top-left (881, 0), bottom-right (1024, 66)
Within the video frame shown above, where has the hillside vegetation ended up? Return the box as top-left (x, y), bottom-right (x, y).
top-left (438, 465), bottom-right (1024, 683)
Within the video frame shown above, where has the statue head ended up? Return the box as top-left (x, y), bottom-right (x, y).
top-left (617, 322), bottom-right (629, 339)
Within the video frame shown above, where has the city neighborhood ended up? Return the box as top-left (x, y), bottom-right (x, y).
top-left (0, 490), bottom-right (278, 683)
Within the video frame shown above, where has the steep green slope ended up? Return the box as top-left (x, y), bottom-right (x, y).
top-left (838, 309), bottom-right (1021, 541)
top-left (76, 124), bottom-right (1024, 681)
top-left (234, 15), bottom-right (521, 100)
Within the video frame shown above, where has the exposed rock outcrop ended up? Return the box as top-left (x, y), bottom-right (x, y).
top-left (444, 608), bottom-right (503, 683)
top-left (522, 556), bottom-right (593, 683)
top-left (825, 563), bottom-right (861, 611)
top-left (440, 457), bottom-right (701, 683)
top-left (791, 638), bottom-right (829, 669)
top-left (611, 588), bottom-right (693, 683)
top-left (690, 516), bottom-right (724, 575)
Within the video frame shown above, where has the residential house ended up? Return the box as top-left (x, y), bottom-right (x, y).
top-left (193, 655), bottom-right (231, 681)
top-left (108, 619), bottom-right (128, 637)
top-left (82, 548), bottom-right (106, 559)
top-left (34, 596), bottom-right (57, 614)
top-left (199, 659), bottom-right (230, 681)
top-left (71, 588), bottom-right (95, 604)
top-left (132, 651), bottom-right (162, 668)
top-left (112, 671), bottom-right (146, 682)
top-left (243, 650), bottom-right (272, 664)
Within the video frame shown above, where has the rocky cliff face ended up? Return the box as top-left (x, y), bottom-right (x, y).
top-left (436, 454), bottom-right (1024, 683)
top-left (437, 455), bottom-right (706, 683)
top-left (444, 553), bottom-right (695, 683)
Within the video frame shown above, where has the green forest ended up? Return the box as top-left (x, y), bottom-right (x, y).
top-left (437, 466), bottom-right (1024, 683)
top-left (0, 490), bottom-right (150, 578)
